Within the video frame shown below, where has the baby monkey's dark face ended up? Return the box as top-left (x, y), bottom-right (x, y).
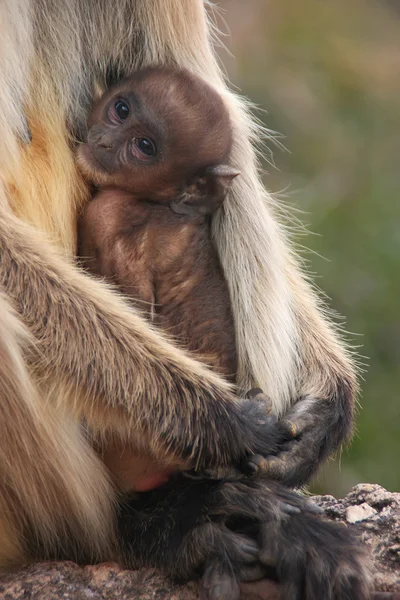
top-left (77, 67), bottom-right (236, 203)
top-left (78, 88), bottom-right (163, 195)
top-left (90, 96), bottom-right (157, 165)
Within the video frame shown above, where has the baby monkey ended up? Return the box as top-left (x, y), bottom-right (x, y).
top-left (78, 67), bottom-right (274, 492)
top-left (78, 66), bottom-right (239, 382)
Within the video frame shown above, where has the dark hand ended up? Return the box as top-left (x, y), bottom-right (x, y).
top-left (254, 411), bottom-right (317, 486)
top-left (188, 388), bottom-right (294, 482)
top-left (248, 391), bottom-right (349, 487)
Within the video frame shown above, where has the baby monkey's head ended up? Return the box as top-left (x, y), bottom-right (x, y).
top-left (78, 67), bottom-right (239, 210)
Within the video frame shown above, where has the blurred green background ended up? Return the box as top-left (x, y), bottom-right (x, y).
top-left (218, 0), bottom-right (399, 496)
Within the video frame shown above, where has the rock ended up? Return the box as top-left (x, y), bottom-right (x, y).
top-left (0, 484), bottom-right (398, 599)
top-left (348, 484), bottom-right (399, 510)
top-left (346, 502), bottom-right (378, 523)
top-left (314, 484), bottom-right (400, 594)
top-left (0, 563), bottom-right (201, 600)
top-left (0, 562), bottom-right (281, 600)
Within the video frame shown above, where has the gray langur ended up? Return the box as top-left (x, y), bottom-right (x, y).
top-left (0, 1), bottom-right (370, 599)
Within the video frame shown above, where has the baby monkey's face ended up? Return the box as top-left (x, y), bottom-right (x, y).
top-left (77, 88), bottom-right (170, 198)
top-left (77, 68), bottom-right (235, 202)
top-left (99, 97), bottom-right (157, 161)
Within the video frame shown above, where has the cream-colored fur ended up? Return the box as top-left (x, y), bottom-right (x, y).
top-left (0, 292), bottom-right (116, 566)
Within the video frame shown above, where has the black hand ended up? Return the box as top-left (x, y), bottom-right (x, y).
top-left (254, 389), bottom-right (354, 487)
top-left (187, 388), bottom-right (294, 482)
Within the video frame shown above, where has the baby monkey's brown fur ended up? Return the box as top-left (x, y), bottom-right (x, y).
top-left (78, 67), bottom-right (239, 490)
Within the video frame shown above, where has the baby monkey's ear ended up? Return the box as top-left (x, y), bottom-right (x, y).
top-left (170, 165), bottom-right (240, 217)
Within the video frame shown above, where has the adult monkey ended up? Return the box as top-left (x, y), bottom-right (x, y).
top-left (0, 0), bottom-right (367, 597)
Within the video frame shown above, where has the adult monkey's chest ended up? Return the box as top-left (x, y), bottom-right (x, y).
top-left (4, 89), bottom-right (90, 254)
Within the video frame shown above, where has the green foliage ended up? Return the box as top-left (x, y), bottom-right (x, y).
top-left (220, 0), bottom-right (400, 494)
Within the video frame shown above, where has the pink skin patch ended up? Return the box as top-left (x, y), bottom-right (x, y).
top-left (133, 469), bottom-right (175, 492)
top-left (101, 447), bottom-right (177, 492)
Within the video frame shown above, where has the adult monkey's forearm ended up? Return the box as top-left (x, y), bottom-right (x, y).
top-left (0, 207), bottom-right (241, 464)
top-left (0, 207), bottom-right (290, 474)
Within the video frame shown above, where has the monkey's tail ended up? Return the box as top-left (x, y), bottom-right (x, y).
top-left (0, 291), bottom-right (116, 568)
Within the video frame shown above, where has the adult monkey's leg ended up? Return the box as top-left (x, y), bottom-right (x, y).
top-left (0, 292), bottom-right (115, 566)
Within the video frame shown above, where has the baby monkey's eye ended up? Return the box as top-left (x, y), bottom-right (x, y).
top-left (114, 99), bottom-right (130, 121)
top-left (135, 137), bottom-right (156, 157)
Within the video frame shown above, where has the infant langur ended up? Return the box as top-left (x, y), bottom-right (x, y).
top-left (78, 67), bottom-right (270, 490)
top-left (78, 67), bottom-right (238, 381)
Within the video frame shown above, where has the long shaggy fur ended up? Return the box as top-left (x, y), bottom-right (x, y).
top-left (0, 292), bottom-right (115, 566)
top-left (0, 0), bottom-right (362, 586)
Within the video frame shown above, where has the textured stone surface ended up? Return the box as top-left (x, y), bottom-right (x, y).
top-left (346, 502), bottom-right (378, 523)
top-left (0, 562), bottom-right (281, 600)
top-left (314, 483), bottom-right (400, 594)
top-left (0, 484), bottom-right (398, 599)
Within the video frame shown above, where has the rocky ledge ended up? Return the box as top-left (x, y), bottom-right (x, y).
top-left (0, 484), bottom-right (398, 599)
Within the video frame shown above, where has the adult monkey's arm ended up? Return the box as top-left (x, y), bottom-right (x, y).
top-left (1, 205), bottom-right (291, 471)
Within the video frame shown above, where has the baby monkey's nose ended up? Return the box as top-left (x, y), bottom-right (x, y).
top-left (88, 127), bottom-right (114, 149)
top-left (95, 134), bottom-right (114, 149)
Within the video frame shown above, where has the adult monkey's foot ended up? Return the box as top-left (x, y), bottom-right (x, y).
top-left (119, 476), bottom-right (371, 600)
